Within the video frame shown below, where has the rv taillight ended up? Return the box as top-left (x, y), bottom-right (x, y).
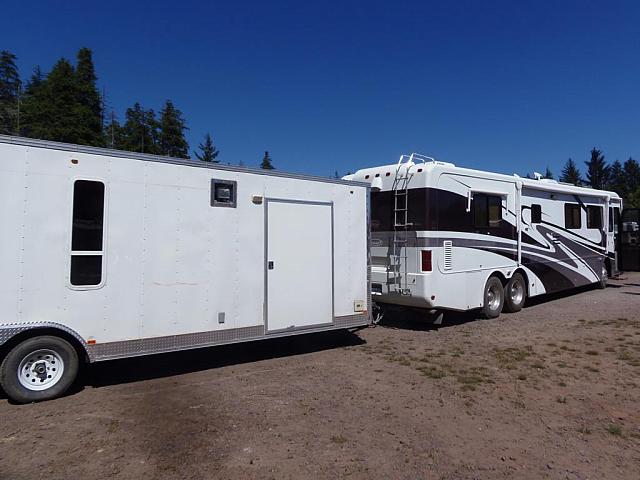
top-left (421, 250), bottom-right (432, 272)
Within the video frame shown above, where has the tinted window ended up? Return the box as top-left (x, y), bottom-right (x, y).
top-left (587, 205), bottom-right (602, 229)
top-left (370, 191), bottom-right (393, 231)
top-left (70, 255), bottom-right (103, 286)
top-left (474, 194), bottom-right (502, 228)
top-left (72, 180), bottom-right (105, 251)
top-left (565, 203), bottom-right (581, 229)
top-left (70, 180), bottom-right (105, 287)
top-left (531, 204), bottom-right (542, 224)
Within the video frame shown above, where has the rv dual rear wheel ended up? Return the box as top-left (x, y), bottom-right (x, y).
top-left (0, 336), bottom-right (79, 403)
top-left (503, 273), bottom-right (526, 313)
top-left (481, 277), bottom-right (504, 319)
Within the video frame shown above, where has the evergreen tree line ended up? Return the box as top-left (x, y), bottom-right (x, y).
top-left (554, 148), bottom-right (640, 207)
top-left (0, 48), bottom-right (276, 168)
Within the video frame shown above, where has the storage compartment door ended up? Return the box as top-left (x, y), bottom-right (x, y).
top-left (266, 200), bottom-right (333, 332)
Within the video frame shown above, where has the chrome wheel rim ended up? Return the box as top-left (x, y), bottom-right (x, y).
top-left (487, 284), bottom-right (501, 311)
top-left (509, 279), bottom-right (525, 305)
top-left (18, 349), bottom-right (65, 391)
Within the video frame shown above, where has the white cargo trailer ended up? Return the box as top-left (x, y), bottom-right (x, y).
top-left (345, 154), bottom-right (621, 320)
top-left (0, 136), bottom-right (370, 402)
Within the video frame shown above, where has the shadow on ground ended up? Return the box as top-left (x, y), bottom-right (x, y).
top-left (85, 329), bottom-right (365, 389)
top-left (377, 283), bottom-right (604, 332)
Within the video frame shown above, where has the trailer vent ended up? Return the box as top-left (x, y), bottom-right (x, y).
top-left (443, 241), bottom-right (453, 271)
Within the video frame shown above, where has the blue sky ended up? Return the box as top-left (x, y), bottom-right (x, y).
top-left (2, 0), bottom-right (639, 177)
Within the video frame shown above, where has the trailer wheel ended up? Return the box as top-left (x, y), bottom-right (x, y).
top-left (503, 273), bottom-right (526, 313)
top-left (481, 276), bottom-right (504, 319)
top-left (0, 336), bottom-right (79, 403)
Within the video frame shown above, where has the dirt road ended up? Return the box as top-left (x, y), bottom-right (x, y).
top-left (1, 274), bottom-right (639, 480)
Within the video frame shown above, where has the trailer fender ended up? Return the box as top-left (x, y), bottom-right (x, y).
top-left (0, 322), bottom-right (89, 363)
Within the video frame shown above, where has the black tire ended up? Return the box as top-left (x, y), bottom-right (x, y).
top-left (0, 336), bottom-right (79, 403)
top-left (597, 263), bottom-right (608, 289)
top-left (481, 276), bottom-right (504, 319)
top-left (503, 272), bottom-right (527, 313)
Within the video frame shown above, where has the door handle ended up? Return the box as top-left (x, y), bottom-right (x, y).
top-left (268, 261), bottom-right (274, 270)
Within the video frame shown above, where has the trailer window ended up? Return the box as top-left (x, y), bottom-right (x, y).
top-left (587, 205), bottom-right (602, 229)
top-left (70, 180), bottom-right (105, 286)
top-left (211, 179), bottom-right (237, 208)
top-left (564, 203), bottom-right (581, 229)
top-left (531, 204), bottom-right (542, 224)
top-left (473, 194), bottom-right (502, 228)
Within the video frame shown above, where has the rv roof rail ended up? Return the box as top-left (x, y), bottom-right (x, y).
top-left (398, 153), bottom-right (437, 166)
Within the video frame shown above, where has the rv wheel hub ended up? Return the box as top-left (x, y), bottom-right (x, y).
top-left (17, 349), bottom-right (65, 391)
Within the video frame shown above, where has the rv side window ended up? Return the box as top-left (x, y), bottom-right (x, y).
top-left (587, 205), bottom-right (602, 229)
top-left (531, 204), bottom-right (542, 224)
top-left (211, 179), bottom-right (237, 208)
top-left (473, 194), bottom-right (502, 228)
top-left (564, 203), bottom-right (581, 229)
top-left (70, 180), bottom-right (105, 286)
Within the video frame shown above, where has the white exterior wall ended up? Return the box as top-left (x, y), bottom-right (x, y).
top-left (0, 141), bottom-right (369, 349)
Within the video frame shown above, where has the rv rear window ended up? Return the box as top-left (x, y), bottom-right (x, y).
top-left (531, 204), bottom-right (542, 224)
top-left (587, 205), bottom-right (602, 229)
top-left (564, 203), bottom-right (581, 229)
top-left (70, 180), bottom-right (105, 287)
top-left (473, 194), bottom-right (502, 228)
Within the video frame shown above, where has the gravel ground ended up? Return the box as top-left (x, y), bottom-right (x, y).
top-left (1, 273), bottom-right (639, 480)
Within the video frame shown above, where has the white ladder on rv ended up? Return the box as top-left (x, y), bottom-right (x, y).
top-left (390, 156), bottom-right (415, 296)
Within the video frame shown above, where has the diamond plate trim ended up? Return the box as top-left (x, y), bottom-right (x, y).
top-left (87, 313), bottom-right (369, 362)
top-left (0, 322), bottom-right (88, 355)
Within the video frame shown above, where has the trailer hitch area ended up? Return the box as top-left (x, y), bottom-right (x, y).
top-left (428, 309), bottom-right (444, 326)
top-left (372, 303), bottom-right (384, 326)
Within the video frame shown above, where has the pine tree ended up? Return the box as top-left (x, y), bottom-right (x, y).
top-left (120, 102), bottom-right (160, 154)
top-left (0, 50), bottom-right (21, 135)
top-left (74, 47), bottom-right (103, 146)
top-left (607, 160), bottom-right (627, 197)
top-left (159, 100), bottom-right (189, 158)
top-left (623, 158), bottom-right (640, 208)
top-left (543, 167), bottom-right (554, 179)
top-left (585, 148), bottom-right (609, 190)
top-left (260, 151), bottom-right (274, 170)
top-left (623, 158), bottom-right (640, 196)
top-left (21, 58), bottom-right (80, 143)
top-left (560, 158), bottom-right (582, 185)
top-left (103, 110), bottom-right (126, 150)
top-left (195, 133), bottom-right (219, 162)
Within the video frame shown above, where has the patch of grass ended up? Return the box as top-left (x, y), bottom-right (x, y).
top-left (558, 381), bottom-right (567, 387)
top-left (493, 347), bottom-right (533, 369)
top-left (577, 426), bottom-right (592, 435)
top-left (585, 350), bottom-right (599, 356)
top-left (331, 435), bottom-right (348, 444)
top-left (417, 366), bottom-right (447, 379)
top-left (546, 343), bottom-right (557, 347)
top-left (606, 424), bottom-right (623, 437)
top-left (584, 366), bottom-right (600, 373)
top-left (530, 362), bottom-right (546, 370)
top-left (556, 396), bottom-right (567, 404)
top-left (517, 374), bottom-right (527, 381)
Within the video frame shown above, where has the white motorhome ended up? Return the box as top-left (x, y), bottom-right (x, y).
top-left (345, 154), bottom-right (622, 320)
top-left (0, 136), bottom-right (370, 403)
